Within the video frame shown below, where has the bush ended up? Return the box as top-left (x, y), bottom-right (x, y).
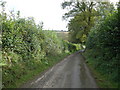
top-left (0, 1), bottom-right (80, 87)
top-left (85, 11), bottom-right (119, 83)
top-left (0, 10), bottom-right (71, 88)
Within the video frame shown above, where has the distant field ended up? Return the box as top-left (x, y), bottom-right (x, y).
top-left (55, 31), bottom-right (69, 41)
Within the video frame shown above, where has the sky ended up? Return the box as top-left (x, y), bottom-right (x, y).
top-left (3, 0), bottom-right (119, 31)
top-left (4, 0), bottom-right (68, 31)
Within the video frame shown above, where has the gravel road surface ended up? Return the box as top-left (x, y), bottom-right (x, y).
top-left (21, 52), bottom-right (98, 88)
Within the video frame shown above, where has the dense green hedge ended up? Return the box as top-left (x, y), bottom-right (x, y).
top-left (0, 3), bottom-right (80, 88)
top-left (85, 11), bottom-right (119, 86)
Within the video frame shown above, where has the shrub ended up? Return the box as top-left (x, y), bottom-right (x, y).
top-left (85, 11), bottom-right (119, 83)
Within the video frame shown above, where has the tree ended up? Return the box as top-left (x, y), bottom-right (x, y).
top-left (62, 1), bottom-right (98, 44)
top-left (62, 0), bottom-right (115, 44)
top-left (68, 9), bottom-right (97, 44)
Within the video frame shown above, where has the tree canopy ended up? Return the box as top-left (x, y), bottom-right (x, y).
top-left (61, 0), bottom-right (115, 44)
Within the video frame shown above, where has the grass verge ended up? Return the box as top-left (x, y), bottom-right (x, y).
top-left (5, 53), bottom-right (70, 88)
top-left (87, 63), bottom-right (118, 88)
top-left (83, 53), bottom-right (118, 88)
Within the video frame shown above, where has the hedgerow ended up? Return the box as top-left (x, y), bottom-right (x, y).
top-left (0, 2), bottom-right (78, 88)
top-left (85, 11), bottom-right (119, 86)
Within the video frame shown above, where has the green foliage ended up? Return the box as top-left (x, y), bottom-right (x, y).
top-left (42, 31), bottom-right (64, 56)
top-left (97, 2), bottom-right (115, 18)
top-left (62, 1), bottom-right (115, 44)
top-left (85, 11), bottom-right (119, 86)
top-left (68, 11), bottom-right (96, 43)
top-left (65, 41), bottom-right (77, 52)
top-left (62, 1), bottom-right (97, 44)
top-left (0, 1), bottom-right (77, 88)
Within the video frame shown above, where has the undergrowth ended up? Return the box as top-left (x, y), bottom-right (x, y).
top-left (5, 53), bottom-right (69, 88)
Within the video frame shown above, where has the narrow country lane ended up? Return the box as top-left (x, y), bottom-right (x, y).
top-left (21, 52), bottom-right (98, 88)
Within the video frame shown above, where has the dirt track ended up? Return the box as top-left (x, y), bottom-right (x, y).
top-left (21, 52), bottom-right (98, 88)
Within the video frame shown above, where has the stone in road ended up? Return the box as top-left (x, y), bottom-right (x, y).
top-left (21, 52), bottom-right (98, 88)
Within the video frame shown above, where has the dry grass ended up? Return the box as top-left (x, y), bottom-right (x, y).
top-left (56, 31), bottom-right (69, 41)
